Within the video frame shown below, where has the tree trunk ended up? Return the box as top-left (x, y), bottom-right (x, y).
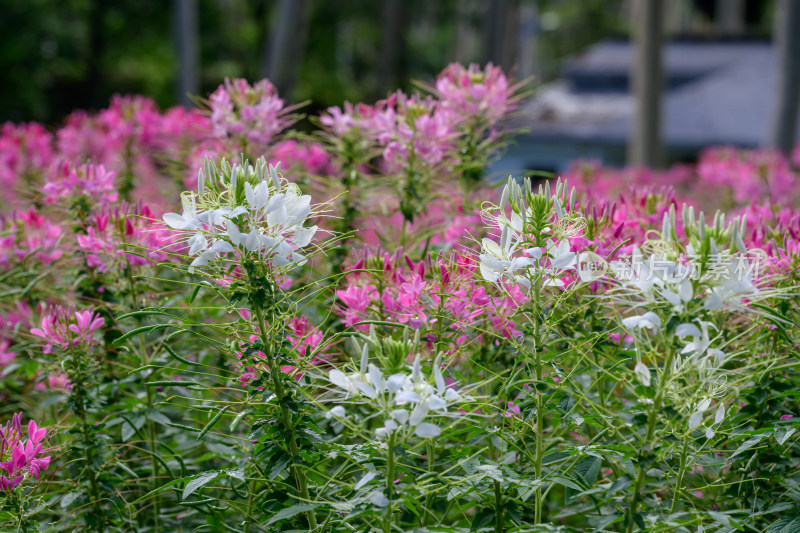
top-left (173, 0), bottom-right (199, 107)
top-left (769, 0), bottom-right (800, 155)
top-left (628, 0), bottom-right (664, 168)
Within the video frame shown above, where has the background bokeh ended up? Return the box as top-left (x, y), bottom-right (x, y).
top-left (0, 0), bottom-right (775, 124)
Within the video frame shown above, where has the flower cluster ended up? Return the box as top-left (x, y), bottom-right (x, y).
top-left (0, 414), bottom-right (51, 491)
top-left (327, 349), bottom-right (466, 439)
top-left (435, 62), bottom-right (517, 126)
top-left (43, 161), bottom-right (118, 206)
top-left (163, 157), bottom-right (320, 274)
top-left (30, 307), bottom-right (105, 355)
top-left (209, 78), bottom-right (292, 148)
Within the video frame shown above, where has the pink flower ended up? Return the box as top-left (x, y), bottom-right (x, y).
top-left (502, 401), bottom-right (521, 418)
top-left (209, 78), bottom-right (292, 149)
top-left (30, 306), bottom-right (104, 354)
top-left (0, 413), bottom-right (52, 491)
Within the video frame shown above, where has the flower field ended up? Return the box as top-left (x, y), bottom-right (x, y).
top-left (1, 64), bottom-right (799, 532)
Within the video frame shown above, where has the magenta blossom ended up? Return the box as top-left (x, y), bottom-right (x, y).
top-left (30, 306), bottom-right (105, 354)
top-left (0, 413), bottom-right (52, 491)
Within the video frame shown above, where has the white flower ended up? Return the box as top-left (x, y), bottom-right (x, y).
top-left (326, 353), bottom-right (465, 440)
top-left (164, 157), bottom-right (319, 275)
top-left (634, 361), bottom-right (651, 386)
top-left (662, 279), bottom-right (693, 313)
top-left (622, 312), bottom-right (662, 333)
top-left (188, 240), bottom-right (233, 273)
top-left (676, 321), bottom-right (726, 364)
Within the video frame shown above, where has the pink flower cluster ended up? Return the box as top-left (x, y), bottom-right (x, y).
top-left (76, 202), bottom-right (175, 272)
top-left (238, 316), bottom-right (326, 384)
top-left (0, 208), bottom-right (63, 267)
top-left (336, 250), bottom-right (526, 348)
top-left (30, 307), bottom-right (105, 355)
top-left (43, 161), bottom-right (118, 206)
top-left (273, 140), bottom-right (337, 176)
top-left (0, 123), bottom-right (53, 207)
top-left (697, 148), bottom-right (798, 205)
top-left (0, 414), bottom-right (51, 491)
top-left (435, 62), bottom-right (517, 126)
top-left (209, 78), bottom-right (291, 148)
top-left (319, 63), bottom-right (517, 175)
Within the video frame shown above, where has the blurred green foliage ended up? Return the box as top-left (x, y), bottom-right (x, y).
top-left (1, 0), bottom-right (712, 124)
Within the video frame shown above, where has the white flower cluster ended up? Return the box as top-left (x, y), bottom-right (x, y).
top-left (327, 348), bottom-right (465, 439)
top-left (478, 178), bottom-right (592, 291)
top-left (163, 158), bottom-right (317, 273)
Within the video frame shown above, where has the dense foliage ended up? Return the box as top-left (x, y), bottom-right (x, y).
top-left (1, 63), bottom-right (799, 533)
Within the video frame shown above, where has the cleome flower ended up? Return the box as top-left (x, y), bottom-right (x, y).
top-left (327, 347), bottom-right (466, 439)
top-left (30, 306), bottom-right (105, 355)
top-left (478, 177), bottom-right (583, 291)
top-left (0, 413), bottom-right (52, 491)
top-left (163, 156), bottom-right (322, 274)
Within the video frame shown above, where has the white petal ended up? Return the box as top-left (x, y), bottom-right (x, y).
top-left (394, 391), bottom-right (420, 405)
top-left (634, 361), bottom-right (651, 386)
top-left (329, 369), bottom-right (350, 390)
top-left (676, 323), bottom-right (702, 338)
top-left (444, 388), bottom-right (462, 402)
top-left (368, 364), bottom-right (384, 391)
top-left (354, 471), bottom-right (377, 491)
top-left (368, 491), bottom-right (389, 507)
top-left (292, 225), bottom-right (317, 248)
top-left (714, 404), bottom-right (725, 424)
top-left (427, 396), bottom-right (446, 411)
top-left (705, 427), bottom-right (715, 439)
top-left (414, 423), bottom-right (442, 438)
top-left (641, 312), bottom-right (661, 329)
top-left (326, 405), bottom-right (346, 419)
top-left (409, 402), bottom-right (429, 426)
top-left (390, 409), bottom-right (409, 424)
top-left (386, 374), bottom-right (405, 393)
top-left (689, 411), bottom-right (703, 429)
top-left (356, 381), bottom-right (377, 399)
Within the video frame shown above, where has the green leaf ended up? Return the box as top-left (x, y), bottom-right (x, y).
top-left (766, 513), bottom-right (800, 533)
top-left (730, 433), bottom-right (769, 459)
top-left (551, 476), bottom-right (584, 491)
top-left (270, 453), bottom-right (291, 480)
top-left (606, 476), bottom-right (632, 497)
top-left (182, 471), bottom-right (219, 500)
top-left (574, 455), bottom-right (602, 486)
top-left (596, 513), bottom-right (622, 531)
top-left (265, 503), bottom-right (318, 526)
top-left (775, 427), bottom-right (797, 446)
top-left (470, 508), bottom-right (494, 531)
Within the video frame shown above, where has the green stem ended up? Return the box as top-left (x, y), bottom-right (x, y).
top-left (626, 349), bottom-right (676, 533)
top-left (423, 441), bottom-right (434, 526)
top-left (252, 303), bottom-right (317, 530)
top-left (494, 479), bottom-right (504, 533)
top-left (73, 360), bottom-right (104, 532)
top-left (384, 434), bottom-right (395, 533)
top-left (670, 435), bottom-right (691, 514)
top-left (532, 274), bottom-right (545, 525)
top-left (139, 333), bottom-right (160, 530)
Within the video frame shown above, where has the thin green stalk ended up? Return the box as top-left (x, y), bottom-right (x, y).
top-left (139, 333), bottom-right (160, 530)
top-left (626, 349), bottom-right (676, 533)
top-left (72, 356), bottom-right (104, 532)
top-left (252, 303), bottom-right (317, 530)
top-left (670, 435), bottom-right (691, 514)
top-left (494, 480), bottom-right (504, 533)
top-left (423, 441), bottom-right (434, 526)
top-left (532, 273), bottom-right (545, 525)
top-left (384, 434), bottom-right (395, 533)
